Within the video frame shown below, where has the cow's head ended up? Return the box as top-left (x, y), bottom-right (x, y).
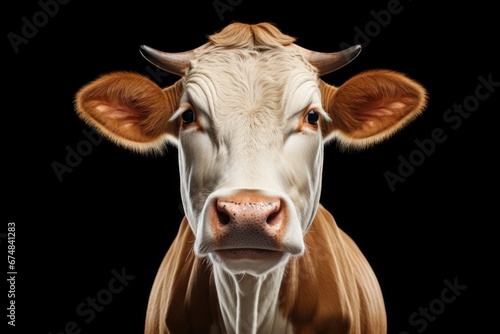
top-left (75, 22), bottom-right (426, 276)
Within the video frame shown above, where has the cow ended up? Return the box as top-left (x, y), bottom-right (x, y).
top-left (74, 22), bottom-right (427, 333)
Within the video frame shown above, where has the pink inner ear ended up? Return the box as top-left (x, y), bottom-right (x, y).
top-left (95, 103), bottom-right (127, 119)
top-left (92, 101), bottom-right (143, 133)
top-left (95, 102), bottom-right (137, 121)
top-left (364, 102), bottom-right (407, 117)
top-left (354, 101), bottom-right (402, 130)
top-left (351, 97), bottom-right (417, 138)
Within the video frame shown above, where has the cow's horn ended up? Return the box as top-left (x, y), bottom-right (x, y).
top-left (139, 44), bottom-right (208, 76)
top-left (297, 44), bottom-right (362, 76)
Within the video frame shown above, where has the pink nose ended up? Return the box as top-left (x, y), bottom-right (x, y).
top-left (211, 191), bottom-right (286, 249)
top-left (217, 198), bottom-right (282, 227)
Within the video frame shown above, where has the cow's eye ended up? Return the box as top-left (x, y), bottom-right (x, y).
top-left (181, 109), bottom-right (196, 124)
top-left (305, 110), bottom-right (319, 125)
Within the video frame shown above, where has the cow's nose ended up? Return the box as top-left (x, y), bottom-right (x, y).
top-left (212, 191), bottom-right (285, 243)
top-left (217, 198), bottom-right (282, 227)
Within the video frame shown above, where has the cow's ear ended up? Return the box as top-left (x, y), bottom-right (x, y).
top-left (320, 69), bottom-right (427, 148)
top-left (74, 71), bottom-right (183, 154)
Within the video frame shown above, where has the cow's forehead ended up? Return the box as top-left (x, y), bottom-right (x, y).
top-left (183, 46), bottom-right (321, 119)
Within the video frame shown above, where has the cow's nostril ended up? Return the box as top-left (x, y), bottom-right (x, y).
top-left (267, 209), bottom-right (282, 227)
top-left (217, 208), bottom-right (231, 225)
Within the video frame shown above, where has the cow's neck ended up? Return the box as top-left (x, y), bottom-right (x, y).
top-left (212, 265), bottom-right (290, 334)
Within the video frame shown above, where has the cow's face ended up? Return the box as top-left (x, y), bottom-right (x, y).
top-left (177, 47), bottom-right (324, 274)
top-left (75, 22), bottom-right (427, 276)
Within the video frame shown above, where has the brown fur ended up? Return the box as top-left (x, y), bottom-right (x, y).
top-left (280, 206), bottom-right (386, 333)
top-left (145, 217), bottom-right (218, 334)
top-left (145, 205), bottom-right (386, 333)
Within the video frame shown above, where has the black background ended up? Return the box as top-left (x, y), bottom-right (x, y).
top-left (5, 0), bottom-right (498, 333)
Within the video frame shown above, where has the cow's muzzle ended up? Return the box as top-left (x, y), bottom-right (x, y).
top-left (194, 189), bottom-right (305, 274)
top-left (212, 194), bottom-right (285, 258)
top-left (209, 190), bottom-right (286, 258)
